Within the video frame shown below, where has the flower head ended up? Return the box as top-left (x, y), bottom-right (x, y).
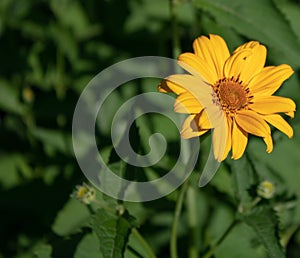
top-left (71, 182), bottom-right (96, 204)
top-left (159, 34), bottom-right (295, 161)
top-left (257, 180), bottom-right (275, 199)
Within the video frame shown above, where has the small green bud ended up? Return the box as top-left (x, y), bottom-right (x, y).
top-left (71, 183), bottom-right (96, 204)
top-left (257, 180), bottom-right (275, 199)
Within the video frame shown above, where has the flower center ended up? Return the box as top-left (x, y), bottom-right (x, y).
top-left (214, 77), bottom-right (251, 114)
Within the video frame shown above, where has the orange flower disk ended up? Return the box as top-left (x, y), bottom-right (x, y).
top-left (159, 34), bottom-right (296, 162)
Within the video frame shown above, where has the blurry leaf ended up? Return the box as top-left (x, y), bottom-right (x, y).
top-left (50, 0), bottom-right (101, 40)
top-left (273, 0), bottom-right (300, 42)
top-left (0, 79), bottom-right (23, 114)
top-left (21, 21), bottom-right (46, 39)
top-left (248, 124), bottom-right (300, 222)
top-left (26, 42), bottom-right (46, 88)
top-left (0, 154), bottom-right (20, 188)
top-left (42, 166), bottom-right (60, 185)
top-left (210, 164), bottom-right (234, 198)
top-left (0, 153), bottom-right (33, 189)
top-left (215, 222), bottom-right (267, 258)
top-left (52, 199), bottom-right (90, 236)
top-left (230, 155), bottom-right (256, 205)
top-left (91, 208), bottom-right (134, 258)
top-left (33, 243), bottom-right (52, 258)
top-left (195, 0), bottom-right (300, 68)
top-left (49, 24), bottom-right (78, 63)
top-left (0, 0), bottom-right (33, 26)
top-left (126, 0), bottom-right (169, 33)
top-left (276, 73), bottom-right (300, 104)
top-left (125, 228), bottom-right (158, 258)
top-left (30, 127), bottom-right (72, 156)
top-left (242, 205), bottom-right (285, 258)
top-left (74, 232), bottom-right (102, 258)
top-left (96, 88), bottom-right (123, 136)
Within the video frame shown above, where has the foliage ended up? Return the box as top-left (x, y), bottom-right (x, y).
top-left (0, 0), bottom-right (300, 257)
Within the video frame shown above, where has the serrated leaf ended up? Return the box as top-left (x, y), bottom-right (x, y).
top-left (91, 208), bottom-right (134, 258)
top-left (74, 232), bottom-right (102, 258)
top-left (52, 199), bottom-right (90, 236)
top-left (243, 205), bottom-right (285, 258)
top-left (195, 0), bottom-right (300, 68)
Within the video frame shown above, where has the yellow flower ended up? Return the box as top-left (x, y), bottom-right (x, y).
top-left (159, 34), bottom-right (296, 161)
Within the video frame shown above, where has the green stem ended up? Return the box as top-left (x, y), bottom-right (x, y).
top-left (186, 186), bottom-right (198, 258)
top-left (170, 179), bottom-right (189, 258)
top-left (203, 219), bottom-right (239, 258)
top-left (132, 228), bottom-right (158, 258)
top-left (169, 0), bottom-right (181, 59)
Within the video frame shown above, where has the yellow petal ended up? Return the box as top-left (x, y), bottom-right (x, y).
top-left (224, 43), bottom-right (266, 84)
top-left (285, 111), bottom-right (294, 118)
top-left (264, 114), bottom-right (294, 138)
top-left (166, 74), bottom-right (212, 100)
top-left (192, 34), bottom-right (230, 80)
top-left (180, 114), bottom-right (209, 139)
top-left (178, 53), bottom-right (217, 84)
top-left (174, 92), bottom-right (203, 114)
top-left (231, 119), bottom-right (248, 160)
top-left (158, 79), bottom-right (186, 95)
top-left (248, 64), bottom-right (294, 96)
top-left (222, 117), bottom-right (232, 160)
top-left (212, 113), bottom-right (227, 162)
top-left (198, 110), bottom-right (212, 130)
top-left (166, 74), bottom-right (224, 128)
top-left (235, 110), bottom-right (271, 137)
top-left (263, 134), bottom-right (273, 153)
top-left (250, 96), bottom-right (296, 116)
top-left (234, 41), bottom-right (260, 52)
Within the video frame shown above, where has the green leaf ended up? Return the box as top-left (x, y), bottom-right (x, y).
top-left (91, 208), bottom-right (134, 258)
top-left (0, 79), bottom-right (23, 114)
top-left (74, 232), bottom-right (102, 258)
top-left (0, 153), bottom-right (33, 189)
top-left (210, 163), bottom-right (234, 198)
top-left (30, 127), bottom-right (72, 156)
top-left (52, 199), bottom-right (90, 236)
top-left (215, 222), bottom-right (267, 258)
top-left (242, 205), bottom-right (285, 258)
top-left (229, 155), bottom-right (257, 206)
top-left (194, 0), bottom-right (300, 68)
top-left (33, 243), bottom-right (52, 258)
top-left (50, 0), bottom-right (101, 40)
top-left (273, 0), bottom-right (300, 42)
top-left (248, 124), bottom-right (300, 223)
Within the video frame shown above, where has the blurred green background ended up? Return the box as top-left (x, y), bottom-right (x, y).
top-left (1, 0), bottom-right (300, 257)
